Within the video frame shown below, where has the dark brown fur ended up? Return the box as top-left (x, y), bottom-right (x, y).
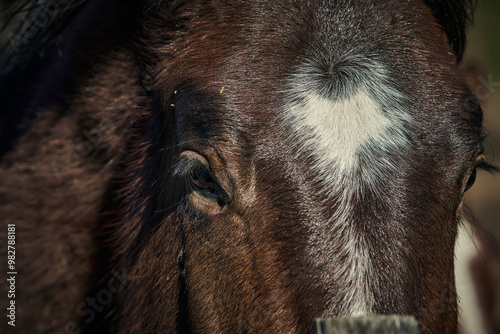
top-left (0, 0), bottom-right (485, 333)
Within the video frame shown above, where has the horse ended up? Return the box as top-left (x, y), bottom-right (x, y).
top-left (0, 0), bottom-right (494, 333)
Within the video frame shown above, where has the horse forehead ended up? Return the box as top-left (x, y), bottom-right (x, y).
top-left (273, 53), bottom-right (411, 191)
top-left (180, 0), bottom-right (462, 177)
top-left (288, 90), bottom-right (392, 167)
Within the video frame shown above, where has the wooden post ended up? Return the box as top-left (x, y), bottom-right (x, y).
top-left (312, 315), bottom-right (419, 334)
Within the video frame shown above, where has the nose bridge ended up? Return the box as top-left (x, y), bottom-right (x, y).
top-left (277, 25), bottom-right (414, 316)
top-left (281, 144), bottom-right (431, 316)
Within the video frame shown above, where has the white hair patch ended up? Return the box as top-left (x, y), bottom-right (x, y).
top-left (288, 89), bottom-right (392, 173)
top-left (282, 56), bottom-right (411, 317)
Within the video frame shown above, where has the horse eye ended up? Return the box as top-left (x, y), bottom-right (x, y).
top-left (188, 166), bottom-right (215, 193)
top-left (186, 166), bottom-right (231, 205)
top-left (464, 169), bottom-right (477, 192)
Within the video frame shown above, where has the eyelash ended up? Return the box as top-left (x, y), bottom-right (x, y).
top-left (183, 162), bottom-right (231, 206)
top-left (464, 158), bottom-right (500, 193)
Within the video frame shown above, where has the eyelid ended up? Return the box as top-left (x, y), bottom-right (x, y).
top-left (474, 154), bottom-right (486, 170)
top-left (174, 152), bottom-right (210, 177)
top-left (464, 168), bottom-right (477, 192)
top-left (188, 167), bottom-right (219, 198)
top-left (476, 156), bottom-right (500, 173)
top-left (176, 151), bottom-right (232, 206)
top-left (187, 166), bottom-right (232, 206)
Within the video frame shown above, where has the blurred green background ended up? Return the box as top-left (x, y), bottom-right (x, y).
top-left (462, 3), bottom-right (500, 330)
top-left (464, 0), bottom-right (500, 240)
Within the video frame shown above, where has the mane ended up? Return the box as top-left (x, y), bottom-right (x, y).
top-left (0, 0), bottom-right (90, 75)
top-left (0, 0), bottom-right (478, 157)
top-left (0, 0), bottom-right (146, 156)
top-left (423, 0), bottom-right (477, 60)
top-left (0, 0), bottom-right (477, 75)
top-left (0, 0), bottom-right (91, 157)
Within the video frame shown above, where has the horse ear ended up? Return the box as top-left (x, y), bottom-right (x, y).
top-left (423, 0), bottom-right (477, 61)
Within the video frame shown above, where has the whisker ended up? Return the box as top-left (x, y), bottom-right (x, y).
top-left (153, 197), bottom-right (188, 213)
top-left (158, 139), bottom-right (198, 153)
